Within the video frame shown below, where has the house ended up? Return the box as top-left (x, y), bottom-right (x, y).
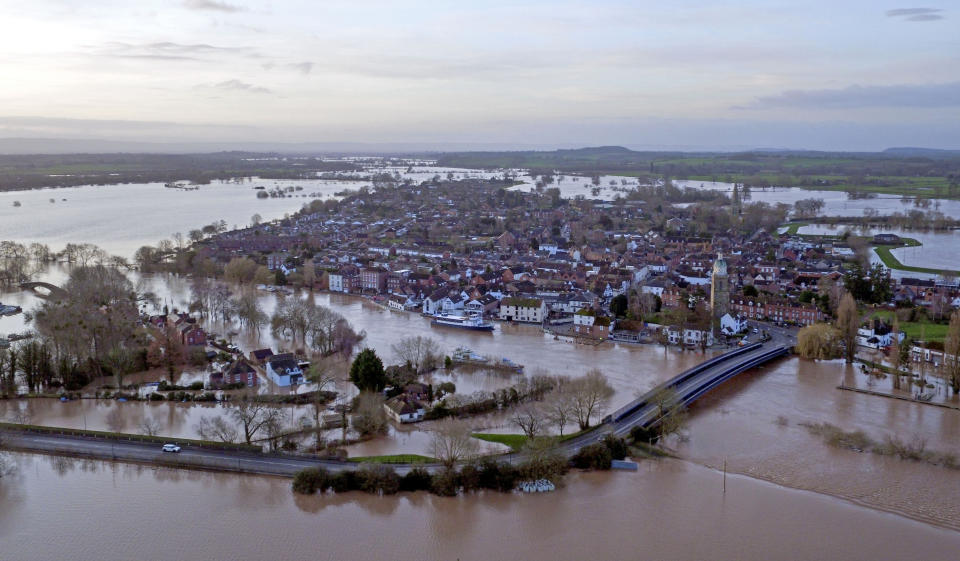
top-left (573, 308), bottom-right (612, 338)
top-left (665, 326), bottom-right (715, 347)
top-left (266, 252), bottom-right (289, 271)
top-left (388, 294), bottom-right (410, 311)
top-left (224, 358), bottom-right (258, 387)
top-left (682, 327), bottom-right (714, 347)
top-left (873, 233), bottom-right (902, 245)
top-left (249, 348), bottom-right (274, 365)
top-left (719, 313), bottom-right (748, 335)
top-left (465, 293), bottom-right (500, 315)
top-left (499, 297), bottom-right (546, 323)
top-left (179, 324), bottom-right (207, 347)
top-left (360, 267), bottom-right (388, 292)
top-left (384, 395), bottom-right (426, 423)
top-left (265, 353), bottom-right (304, 386)
top-left (857, 321), bottom-right (902, 349)
top-left (423, 287), bottom-right (465, 315)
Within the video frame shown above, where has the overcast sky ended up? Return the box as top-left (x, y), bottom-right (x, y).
top-left (0, 0), bottom-right (957, 151)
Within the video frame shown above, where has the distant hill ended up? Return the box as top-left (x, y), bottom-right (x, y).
top-left (883, 147), bottom-right (960, 158)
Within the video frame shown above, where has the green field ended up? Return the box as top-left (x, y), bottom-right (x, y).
top-left (472, 433), bottom-right (528, 451)
top-left (873, 245), bottom-right (959, 276)
top-left (872, 310), bottom-right (950, 342)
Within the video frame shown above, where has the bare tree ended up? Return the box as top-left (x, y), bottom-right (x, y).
top-left (544, 381), bottom-right (575, 436)
top-left (510, 401), bottom-right (547, 438)
top-left (105, 408), bottom-right (126, 434)
top-left (391, 335), bottom-right (441, 373)
top-left (430, 418), bottom-right (480, 468)
top-left (351, 392), bottom-right (388, 436)
top-left (139, 417), bottom-right (164, 437)
top-left (569, 369), bottom-right (615, 430)
top-left (649, 387), bottom-right (688, 443)
top-left (230, 398), bottom-right (284, 445)
top-left (195, 415), bottom-right (239, 443)
top-left (104, 346), bottom-right (136, 388)
top-left (306, 360), bottom-right (337, 429)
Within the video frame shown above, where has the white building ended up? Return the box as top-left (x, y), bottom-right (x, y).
top-left (719, 313), bottom-right (748, 335)
top-left (328, 273), bottom-right (345, 293)
top-left (499, 297), bottom-right (546, 323)
top-left (265, 354), bottom-right (304, 386)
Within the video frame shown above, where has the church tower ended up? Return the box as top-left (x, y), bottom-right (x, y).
top-left (711, 253), bottom-right (730, 323)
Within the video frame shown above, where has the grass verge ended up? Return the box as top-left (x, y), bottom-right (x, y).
top-left (472, 433), bottom-right (528, 451)
top-left (873, 245), bottom-right (959, 276)
top-left (348, 454), bottom-right (437, 464)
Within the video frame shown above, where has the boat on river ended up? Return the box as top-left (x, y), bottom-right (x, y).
top-left (451, 347), bottom-right (524, 373)
top-left (0, 302), bottom-right (23, 316)
top-left (430, 312), bottom-right (494, 332)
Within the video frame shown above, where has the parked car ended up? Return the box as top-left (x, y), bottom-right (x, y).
top-left (752, 327), bottom-right (759, 334)
top-left (161, 443), bottom-right (181, 453)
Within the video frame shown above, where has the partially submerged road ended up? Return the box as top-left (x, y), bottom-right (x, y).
top-left (2, 332), bottom-right (794, 476)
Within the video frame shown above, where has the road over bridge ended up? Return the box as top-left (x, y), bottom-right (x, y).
top-left (20, 281), bottom-right (67, 300)
top-left (1, 333), bottom-right (795, 476)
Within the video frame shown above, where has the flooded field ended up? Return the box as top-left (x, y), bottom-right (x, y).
top-left (679, 357), bottom-right (960, 530)
top-left (674, 179), bottom-right (960, 219)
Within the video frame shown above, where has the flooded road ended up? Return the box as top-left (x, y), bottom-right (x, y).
top-left (2, 452), bottom-right (959, 561)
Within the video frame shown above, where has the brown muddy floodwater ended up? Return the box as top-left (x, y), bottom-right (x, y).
top-left (2, 452), bottom-right (959, 561)
top-left (680, 356), bottom-right (960, 530)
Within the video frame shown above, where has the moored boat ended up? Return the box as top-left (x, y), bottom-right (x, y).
top-left (430, 312), bottom-right (494, 331)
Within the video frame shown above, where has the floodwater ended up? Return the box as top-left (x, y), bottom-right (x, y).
top-left (797, 223), bottom-right (960, 274)
top-left (0, 177), bottom-right (350, 258)
top-left (2, 452), bottom-right (959, 561)
top-left (510, 173), bottom-right (641, 201)
top-left (679, 357), bottom-right (960, 530)
top-left (4, 263), bottom-right (714, 455)
top-left (673, 179), bottom-right (960, 219)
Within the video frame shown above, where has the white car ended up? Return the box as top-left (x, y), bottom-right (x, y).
top-left (161, 443), bottom-right (181, 453)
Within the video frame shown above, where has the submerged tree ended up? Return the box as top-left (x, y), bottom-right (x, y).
top-left (391, 335), bottom-right (440, 374)
top-left (33, 265), bottom-right (143, 379)
top-left (569, 369), bottom-right (615, 430)
top-left (430, 418), bottom-right (480, 469)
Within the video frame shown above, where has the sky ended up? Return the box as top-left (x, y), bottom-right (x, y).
top-left (0, 0), bottom-right (957, 151)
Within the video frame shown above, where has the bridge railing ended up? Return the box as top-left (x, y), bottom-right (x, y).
top-left (678, 346), bottom-right (789, 407)
top-left (630, 346), bottom-right (790, 431)
top-left (608, 342), bottom-right (763, 423)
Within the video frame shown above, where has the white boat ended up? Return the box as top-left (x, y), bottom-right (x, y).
top-left (431, 312), bottom-right (494, 332)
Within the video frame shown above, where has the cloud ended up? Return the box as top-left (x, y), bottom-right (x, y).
top-left (183, 0), bottom-right (245, 13)
top-left (735, 82), bottom-right (960, 110)
top-left (262, 61), bottom-right (313, 74)
top-left (290, 62), bottom-right (313, 75)
top-left (88, 41), bottom-right (254, 62)
top-left (885, 8), bottom-right (945, 21)
top-left (208, 79), bottom-right (271, 94)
